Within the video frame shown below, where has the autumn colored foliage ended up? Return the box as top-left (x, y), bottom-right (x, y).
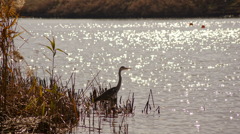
top-left (20, 0), bottom-right (240, 18)
top-left (0, 1), bottom-right (80, 133)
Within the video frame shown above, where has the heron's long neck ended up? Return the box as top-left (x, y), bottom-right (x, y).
top-left (116, 69), bottom-right (122, 91)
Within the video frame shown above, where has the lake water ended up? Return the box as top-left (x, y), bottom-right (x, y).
top-left (17, 18), bottom-right (240, 134)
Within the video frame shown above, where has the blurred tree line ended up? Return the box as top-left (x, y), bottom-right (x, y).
top-left (20, 0), bottom-right (240, 18)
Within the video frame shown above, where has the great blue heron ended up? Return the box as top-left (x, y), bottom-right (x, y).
top-left (94, 66), bottom-right (130, 102)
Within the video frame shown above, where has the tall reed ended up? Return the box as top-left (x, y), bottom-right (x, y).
top-left (0, 0), bottom-right (22, 114)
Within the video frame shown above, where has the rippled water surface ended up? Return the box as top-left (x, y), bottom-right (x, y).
top-left (17, 18), bottom-right (240, 134)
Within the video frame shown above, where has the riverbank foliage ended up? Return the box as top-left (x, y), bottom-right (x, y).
top-left (0, 1), bottom-right (81, 133)
top-left (20, 0), bottom-right (240, 18)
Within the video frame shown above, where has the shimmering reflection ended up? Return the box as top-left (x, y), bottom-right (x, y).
top-left (17, 18), bottom-right (240, 134)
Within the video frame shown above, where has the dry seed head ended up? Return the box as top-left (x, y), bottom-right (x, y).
top-left (26, 66), bottom-right (34, 77)
top-left (12, 50), bottom-right (24, 62)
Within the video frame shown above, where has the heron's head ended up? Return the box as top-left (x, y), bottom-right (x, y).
top-left (120, 66), bottom-right (131, 71)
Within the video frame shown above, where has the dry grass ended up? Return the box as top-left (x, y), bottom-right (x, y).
top-left (0, 1), bottom-right (80, 133)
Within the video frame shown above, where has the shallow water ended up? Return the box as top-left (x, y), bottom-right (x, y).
top-left (17, 18), bottom-right (240, 134)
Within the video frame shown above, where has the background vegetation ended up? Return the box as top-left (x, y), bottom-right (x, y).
top-left (20, 0), bottom-right (240, 18)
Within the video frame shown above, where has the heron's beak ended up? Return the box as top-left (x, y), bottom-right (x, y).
top-left (124, 67), bottom-right (131, 70)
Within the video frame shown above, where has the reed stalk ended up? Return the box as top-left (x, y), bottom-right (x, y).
top-left (0, 0), bottom-right (20, 114)
top-left (142, 89), bottom-right (160, 115)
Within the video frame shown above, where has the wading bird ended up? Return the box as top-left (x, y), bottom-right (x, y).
top-left (94, 66), bottom-right (130, 102)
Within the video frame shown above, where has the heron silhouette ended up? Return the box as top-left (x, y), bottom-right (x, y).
top-left (94, 66), bottom-right (130, 103)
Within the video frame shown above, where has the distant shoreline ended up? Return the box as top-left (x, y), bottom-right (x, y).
top-left (19, 15), bottom-right (240, 20)
top-left (19, 0), bottom-right (240, 20)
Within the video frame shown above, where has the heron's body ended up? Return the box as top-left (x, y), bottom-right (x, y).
top-left (94, 86), bottom-right (118, 102)
top-left (94, 66), bottom-right (130, 102)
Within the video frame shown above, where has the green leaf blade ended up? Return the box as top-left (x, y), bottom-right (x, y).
top-left (56, 48), bottom-right (68, 55)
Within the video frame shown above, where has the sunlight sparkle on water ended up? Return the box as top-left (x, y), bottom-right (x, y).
top-left (17, 18), bottom-right (240, 134)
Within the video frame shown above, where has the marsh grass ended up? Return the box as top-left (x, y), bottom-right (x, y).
top-left (0, 1), bottom-right (81, 133)
top-left (142, 89), bottom-right (160, 114)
